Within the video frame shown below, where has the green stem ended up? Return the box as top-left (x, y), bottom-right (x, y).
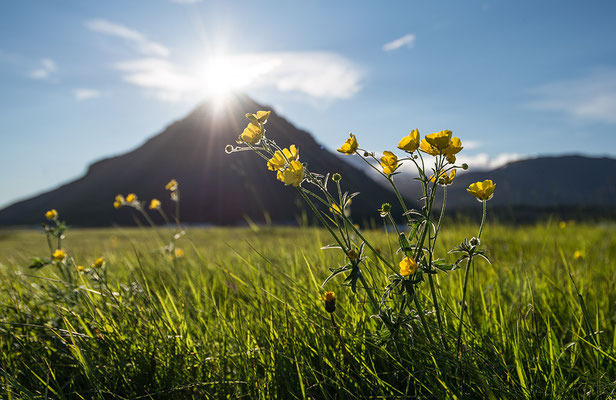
top-left (455, 200), bottom-right (487, 361)
top-left (298, 188), bottom-right (380, 315)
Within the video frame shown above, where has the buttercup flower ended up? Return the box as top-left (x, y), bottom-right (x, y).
top-left (443, 137), bottom-right (463, 156)
top-left (174, 248), bottom-right (184, 258)
top-left (419, 139), bottom-right (440, 156)
top-left (329, 198), bottom-right (351, 215)
top-left (45, 209), bottom-right (58, 220)
top-left (323, 291), bottom-right (336, 313)
top-left (430, 169), bottom-right (456, 186)
top-left (399, 256), bottom-right (418, 276)
top-left (240, 122), bottom-right (264, 144)
top-left (149, 199), bottom-right (161, 210)
top-left (573, 250), bottom-right (584, 260)
top-left (267, 145), bottom-right (299, 171)
top-left (398, 129), bottom-right (420, 152)
top-left (165, 179), bottom-right (178, 191)
top-left (92, 257), bottom-right (105, 269)
top-left (446, 154), bottom-right (457, 164)
top-left (425, 130), bottom-right (453, 151)
top-left (125, 193), bottom-right (137, 203)
top-left (114, 194), bottom-right (124, 209)
top-left (467, 180), bottom-right (496, 201)
top-left (52, 249), bottom-right (66, 262)
top-left (245, 110), bottom-right (271, 124)
top-left (76, 265), bottom-right (85, 272)
top-left (380, 151), bottom-right (399, 175)
top-left (276, 160), bottom-right (304, 187)
top-left (337, 133), bottom-right (358, 155)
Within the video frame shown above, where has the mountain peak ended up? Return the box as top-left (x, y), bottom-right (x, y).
top-left (0, 95), bottom-right (401, 226)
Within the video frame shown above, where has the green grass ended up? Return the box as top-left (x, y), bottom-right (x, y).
top-left (0, 222), bottom-right (615, 399)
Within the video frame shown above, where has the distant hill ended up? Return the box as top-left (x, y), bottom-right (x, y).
top-left (0, 93), bottom-right (405, 227)
top-left (393, 155), bottom-right (616, 221)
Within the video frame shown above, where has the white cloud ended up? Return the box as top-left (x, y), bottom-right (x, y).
top-left (113, 52), bottom-right (363, 102)
top-left (382, 34), bottom-right (416, 51)
top-left (86, 19), bottom-right (170, 57)
top-left (73, 88), bottom-right (101, 101)
top-left (463, 140), bottom-right (481, 150)
top-left (526, 68), bottom-right (616, 124)
top-left (457, 152), bottom-right (522, 170)
top-left (29, 58), bottom-right (56, 80)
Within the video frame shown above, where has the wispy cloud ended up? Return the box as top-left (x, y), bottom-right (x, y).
top-left (86, 19), bottom-right (170, 57)
top-left (526, 68), bottom-right (616, 124)
top-left (29, 58), bottom-right (56, 80)
top-left (382, 34), bottom-right (416, 51)
top-left (73, 88), bottom-right (101, 101)
top-left (114, 52), bottom-right (363, 102)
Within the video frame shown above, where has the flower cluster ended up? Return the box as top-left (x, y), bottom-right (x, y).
top-left (229, 111), bottom-right (496, 355)
top-left (113, 180), bottom-right (185, 259)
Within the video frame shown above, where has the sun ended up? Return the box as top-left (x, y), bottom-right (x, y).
top-left (201, 56), bottom-right (237, 98)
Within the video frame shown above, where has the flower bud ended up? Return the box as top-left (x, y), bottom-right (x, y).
top-left (332, 173), bottom-right (342, 182)
top-left (323, 291), bottom-right (336, 313)
top-left (347, 249), bottom-right (359, 261)
top-left (462, 163), bottom-right (469, 170)
top-left (470, 237), bottom-right (480, 247)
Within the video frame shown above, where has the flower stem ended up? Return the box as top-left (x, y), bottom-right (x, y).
top-left (455, 200), bottom-right (487, 363)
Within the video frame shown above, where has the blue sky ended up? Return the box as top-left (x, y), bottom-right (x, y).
top-left (1, 0), bottom-right (615, 207)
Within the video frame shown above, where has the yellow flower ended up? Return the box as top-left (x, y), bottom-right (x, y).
top-left (91, 257), bottom-right (105, 269)
top-left (125, 193), bottom-right (137, 203)
top-left (467, 180), bottom-right (496, 201)
top-left (419, 139), bottom-right (440, 156)
top-left (380, 151), bottom-right (399, 175)
top-left (149, 199), bottom-right (161, 210)
top-left (267, 145), bottom-right (299, 171)
top-left (330, 203), bottom-right (342, 214)
top-left (446, 154), bottom-right (457, 164)
top-left (443, 137), bottom-right (463, 155)
top-left (329, 198), bottom-right (351, 215)
top-left (337, 133), bottom-right (358, 155)
top-left (323, 291), bottom-right (336, 313)
top-left (573, 250), bottom-right (584, 260)
top-left (559, 221), bottom-right (567, 229)
top-left (430, 169), bottom-right (456, 186)
top-left (397, 129), bottom-right (420, 152)
top-left (240, 122), bottom-right (264, 144)
top-left (76, 265), bottom-right (85, 272)
top-left (174, 248), bottom-right (184, 258)
top-left (245, 110), bottom-right (271, 124)
top-left (52, 249), bottom-right (66, 262)
top-left (45, 209), bottom-right (58, 220)
top-left (113, 194), bottom-right (124, 209)
top-left (276, 160), bottom-right (304, 187)
top-left (399, 256), bottom-right (418, 276)
top-left (425, 130), bottom-right (453, 151)
top-left (165, 179), bottom-right (178, 191)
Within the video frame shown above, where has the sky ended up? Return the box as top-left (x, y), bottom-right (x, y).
top-left (1, 0), bottom-right (615, 207)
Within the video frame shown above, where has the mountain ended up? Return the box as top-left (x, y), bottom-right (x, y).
top-left (0, 93), bottom-right (405, 227)
top-left (394, 155), bottom-right (616, 221)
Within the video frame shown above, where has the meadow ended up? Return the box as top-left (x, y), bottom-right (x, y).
top-left (0, 222), bottom-right (615, 399)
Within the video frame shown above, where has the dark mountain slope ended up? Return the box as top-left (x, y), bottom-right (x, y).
top-left (0, 93), bottom-right (404, 226)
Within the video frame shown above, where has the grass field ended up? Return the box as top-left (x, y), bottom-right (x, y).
top-left (1, 222), bottom-right (615, 399)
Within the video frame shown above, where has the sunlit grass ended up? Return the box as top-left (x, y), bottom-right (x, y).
top-left (1, 222), bottom-right (615, 398)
